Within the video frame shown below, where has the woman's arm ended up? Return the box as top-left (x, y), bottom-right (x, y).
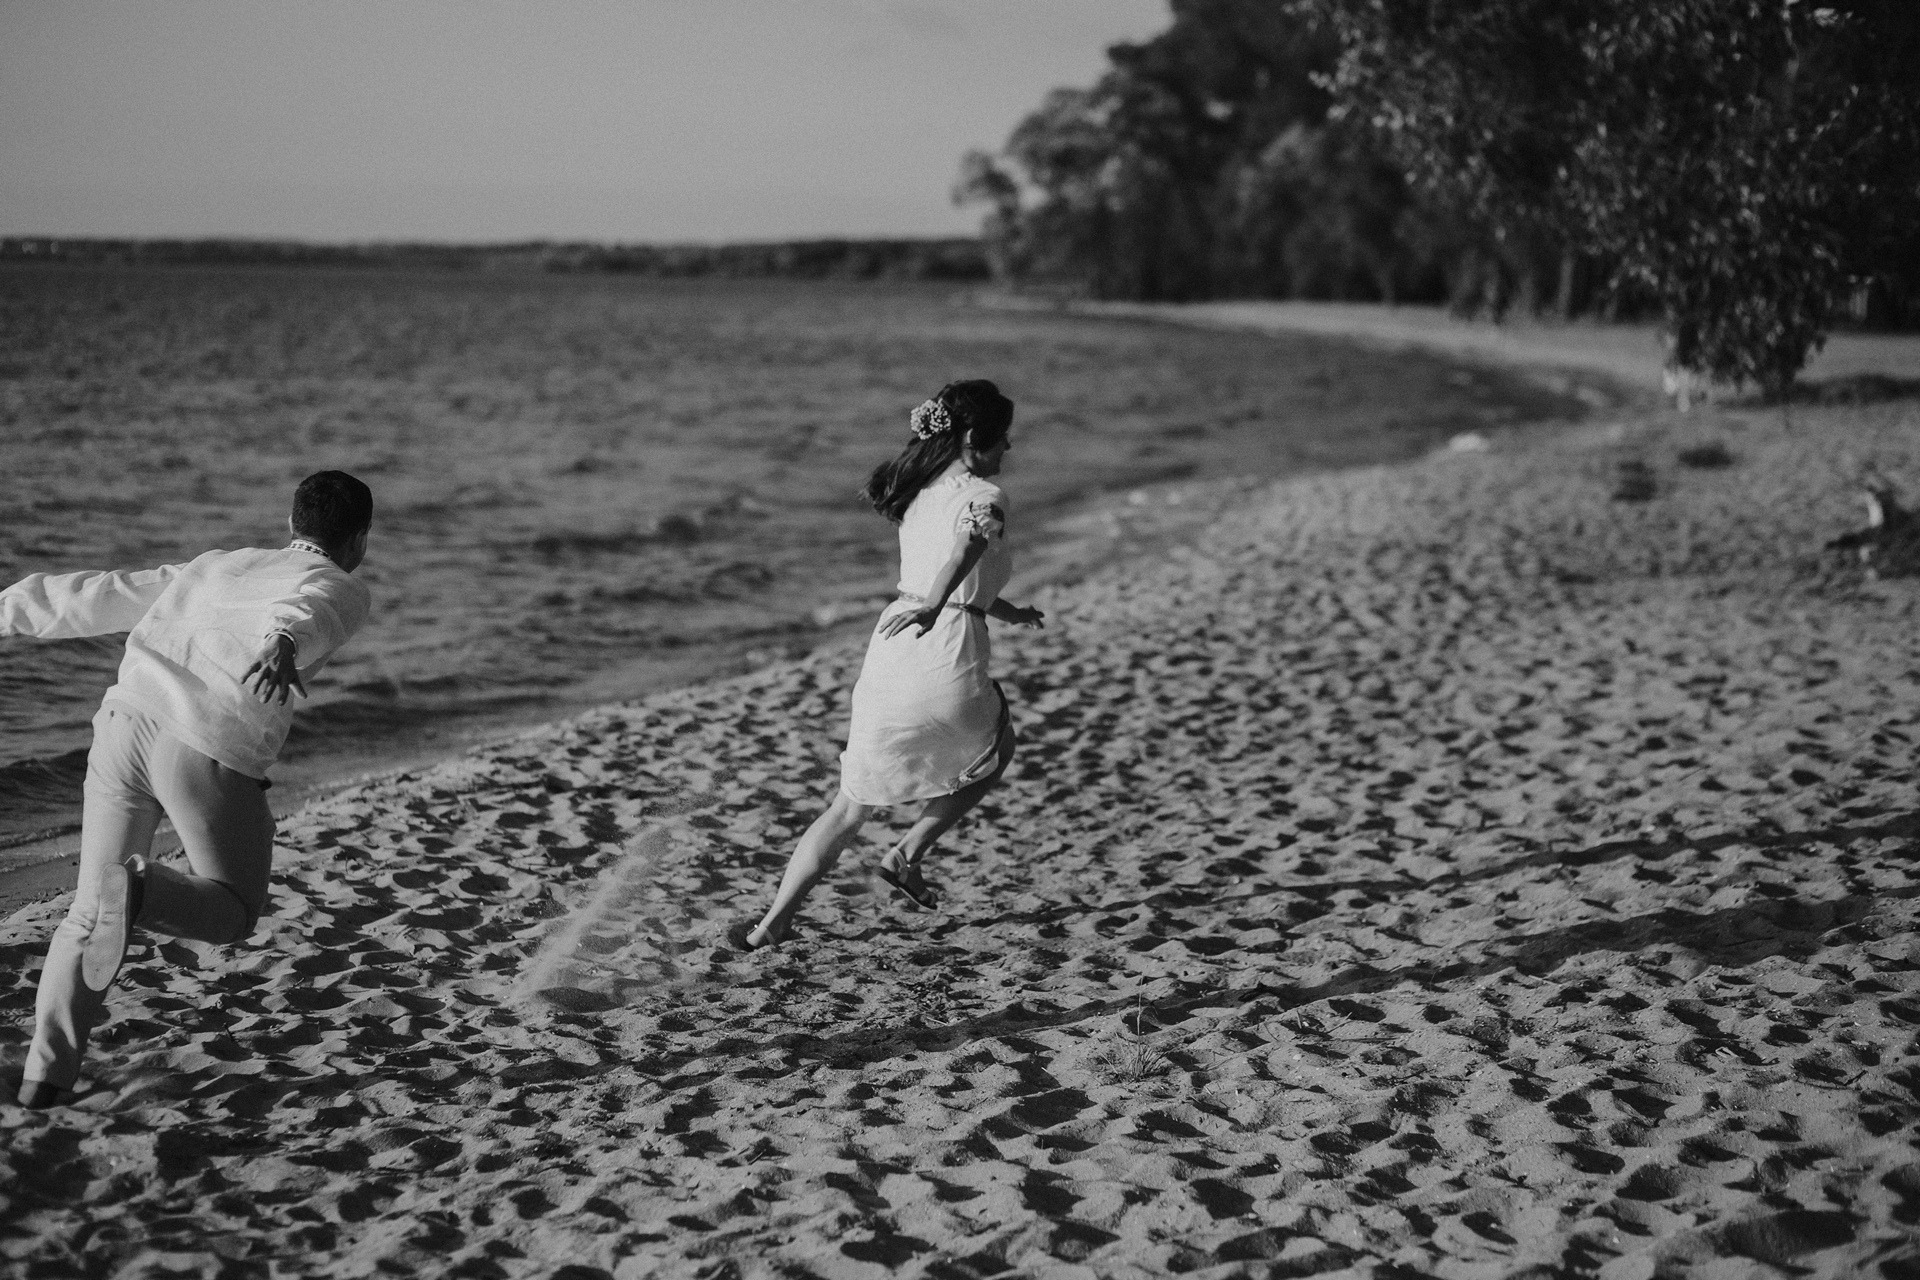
top-left (880, 532), bottom-right (990, 639)
top-left (987, 598), bottom-right (1045, 628)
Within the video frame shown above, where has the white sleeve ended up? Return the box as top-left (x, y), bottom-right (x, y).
top-left (956, 488), bottom-right (1007, 541)
top-left (0, 565), bottom-right (184, 639)
top-left (265, 576), bottom-right (371, 674)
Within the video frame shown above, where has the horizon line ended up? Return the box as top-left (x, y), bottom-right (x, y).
top-left (2, 233), bottom-right (984, 251)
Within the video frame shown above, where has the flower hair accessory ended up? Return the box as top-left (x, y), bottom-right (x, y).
top-left (909, 398), bottom-right (954, 440)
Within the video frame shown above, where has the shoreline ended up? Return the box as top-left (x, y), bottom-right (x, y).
top-left (8, 295), bottom-right (1906, 915)
top-left (0, 300), bottom-right (1612, 914)
top-left (0, 465), bottom-right (1297, 917)
top-left (1060, 297), bottom-right (1920, 400)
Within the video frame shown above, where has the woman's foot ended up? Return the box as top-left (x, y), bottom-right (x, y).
top-left (875, 852), bottom-right (939, 911)
top-left (723, 920), bottom-right (795, 954)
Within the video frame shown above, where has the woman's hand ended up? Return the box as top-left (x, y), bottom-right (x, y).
top-left (880, 606), bottom-right (943, 640)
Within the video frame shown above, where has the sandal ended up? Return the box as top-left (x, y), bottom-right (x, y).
top-left (875, 858), bottom-right (939, 911)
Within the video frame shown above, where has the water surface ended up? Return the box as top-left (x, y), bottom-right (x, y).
top-left (0, 266), bottom-right (1587, 851)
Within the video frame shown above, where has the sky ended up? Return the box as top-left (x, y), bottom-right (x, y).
top-left (0, 0), bottom-right (1170, 244)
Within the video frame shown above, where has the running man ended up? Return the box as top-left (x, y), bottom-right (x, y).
top-left (1, 470), bottom-right (373, 1107)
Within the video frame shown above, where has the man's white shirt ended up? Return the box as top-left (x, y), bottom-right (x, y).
top-left (0, 547), bottom-right (371, 778)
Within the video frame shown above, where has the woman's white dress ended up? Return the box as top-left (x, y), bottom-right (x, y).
top-left (839, 466), bottom-right (1012, 806)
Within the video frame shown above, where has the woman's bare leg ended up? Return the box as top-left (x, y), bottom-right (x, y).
top-left (884, 779), bottom-right (990, 874)
top-left (880, 719), bottom-right (1017, 882)
top-left (750, 790), bottom-right (872, 944)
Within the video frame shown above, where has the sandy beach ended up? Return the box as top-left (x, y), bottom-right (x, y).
top-left (5, 321), bottom-right (1920, 1277)
top-left (1071, 300), bottom-right (1920, 402)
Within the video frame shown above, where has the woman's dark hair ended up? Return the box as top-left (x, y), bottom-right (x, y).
top-left (291, 470), bottom-right (374, 548)
top-left (861, 380), bottom-right (1014, 523)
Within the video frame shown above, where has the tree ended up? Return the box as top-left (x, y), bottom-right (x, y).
top-left (1304, 0), bottom-right (1920, 396)
top-left (957, 0), bottom-right (1445, 303)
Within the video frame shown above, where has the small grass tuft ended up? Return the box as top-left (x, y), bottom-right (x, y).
top-left (1677, 441), bottom-right (1736, 469)
top-left (1612, 459), bottom-right (1658, 502)
top-left (1094, 997), bottom-right (1178, 1086)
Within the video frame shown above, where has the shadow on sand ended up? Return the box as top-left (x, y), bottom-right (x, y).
top-left (621, 806), bottom-right (1920, 1079)
top-left (778, 887), bottom-right (1889, 1073)
top-left (930, 807), bottom-right (1920, 941)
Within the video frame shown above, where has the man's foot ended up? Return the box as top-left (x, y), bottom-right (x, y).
top-left (875, 855), bottom-right (939, 911)
top-left (80, 861), bottom-right (138, 992)
top-left (16, 1078), bottom-right (74, 1109)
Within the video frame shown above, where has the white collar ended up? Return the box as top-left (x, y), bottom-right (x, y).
top-left (289, 539), bottom-right (334, 563)
top-left (933, 460), bottom-right (981, 490)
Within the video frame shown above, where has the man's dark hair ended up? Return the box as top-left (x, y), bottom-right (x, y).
top-left (291, 471), bottom-right (373, 548)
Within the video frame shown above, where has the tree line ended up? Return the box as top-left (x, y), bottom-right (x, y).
top-left (956, 0), bottom-right (1920, 393)
top-left (0, 237), bottom-right (991, 282)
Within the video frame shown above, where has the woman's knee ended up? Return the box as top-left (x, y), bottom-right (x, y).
top-left (827, 791), bottom-right (874, 830)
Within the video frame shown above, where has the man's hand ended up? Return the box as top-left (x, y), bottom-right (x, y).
top-left (243, 633), bottom-right (307, 705)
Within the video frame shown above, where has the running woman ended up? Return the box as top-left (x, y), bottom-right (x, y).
top-left (731, 380), bottom-right (1043, 950)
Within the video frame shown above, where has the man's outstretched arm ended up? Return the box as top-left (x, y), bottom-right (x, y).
top-left (244, 575), bottom-right (373, 703)
top-left (261, 577), bottom-right (372, 677)
top-left (0, 566), bottom-right (184, 640)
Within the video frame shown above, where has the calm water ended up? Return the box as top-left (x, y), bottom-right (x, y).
top-left (0, 265), bottom-right (1586, 846)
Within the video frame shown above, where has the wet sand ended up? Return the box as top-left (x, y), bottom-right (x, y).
top-left (4, 328), bottom-right (1920, 1277)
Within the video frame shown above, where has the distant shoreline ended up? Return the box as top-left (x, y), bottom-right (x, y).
top-left (0, 235), bottom-right (992, 280)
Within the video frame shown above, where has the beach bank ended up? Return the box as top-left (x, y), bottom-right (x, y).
top-left (4, 322), bottom-right (1920, 1276)
top-left (1069, 299), bottom-right (1920, 403)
